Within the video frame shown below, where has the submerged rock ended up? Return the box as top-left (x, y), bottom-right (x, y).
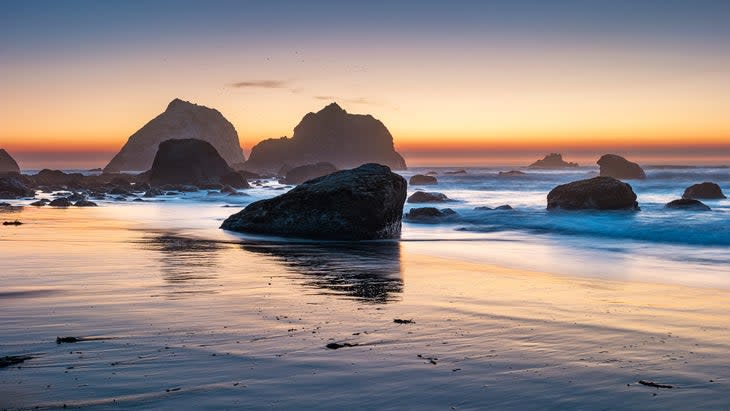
top-left (405, 207), bottom-right (457, 221)
top-left (221, 163), bottom-right (407, 240)
top-left (665, 199), bottom-right (711, 211)
top-left (147, 139), bottom-right (249, 188)
top-left (529, 153), bottom-right (578, 169)
top-left (682, 182), bottom-right (726, 199)
top-left (0, 149), bottom-right (20, 174)
top-left (597, 154), bottom-right (646, 179)
top-left (74, 200), bottom-right (98, 207)
top-left (407, 191), bottom-right (452, 203)
top-left (104, 98), bottom-right (245, 172)
top-left (243, 103), bottom-right (406, 173)
top-left (498, 170), bottom-right (527, 177)
top-left (474, 205), bottom-right (513, 211)
top-left (49, 197), bottom-right (72, 207)
top-left (547, 176), bottom-right (639, 210)
top-left (0, 175), bottom-right (34, 198)
top-left (409, 174), bottom-right (438, 185)
top-left (282, 162), bottom-right (337, 185)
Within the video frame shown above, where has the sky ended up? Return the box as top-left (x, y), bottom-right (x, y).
top-left (1, 0), bottom-right (729, 168)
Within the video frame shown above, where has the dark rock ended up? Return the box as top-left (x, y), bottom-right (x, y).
top-left (0, 149), bottom-right (20, 174)
top-left (49, 198), bottom-right (72, 207)
top-left (405, 207), bottom-right (458, 221)
top-left (498, 170), bottom-right (527, 177)
top-left (682, 182), bottom-right (726, 199)
top-left (0, 202), bottom-right (10, 207)
top-left (409, 174), bottom-right (438, 185)
top-left (104, 98), bottom-right (245, 172)
top-left (407, 191), bottom-right (452, 203)
top-left (474, 206), bottom-right (492, 211)
top-left (220, 185), bottom-right (238, 195)
top-left (2, 220), bottom-right (22, 226)
top-left (30, 169), bottom-right (84, 187)
top-left (67, 192), bottom-right (86, 202)
top-left (148, 139), bottom-right (241, 187)
top-left (236, 170), bottom-right (262, 180)
top-left (221, 163), bottom-right (407, 240)
top-left (426, 171), bottom-right (438, 175)
top-left (597, 154), bottom-right (646, 179)
top-left (74, 200), bottom-right (98, 207)
top-left (495, 205), bottom-right (513, 210)
top-left (0, 175), bottom-right (35, 198)
top-left (529, 153), bottom-right (578, 169)
top-left (282, 162), bottom-right (338, 184)
top-left (108, 187), bottom-right (130, 196)
top-left (444, 169), bottom-right (467, 175)
top-left (665, 199), bottom-right (711, 211)
top-left (132, 198), bottom-right (144, 202)
top-left (243, 103), bottom-right (406, 173)
top-left (143, 188), bottom-right (165, 197)
top-left (547, 177), bottom-right (639, 210)
top-left (219, 171), bottom-right (250, 189)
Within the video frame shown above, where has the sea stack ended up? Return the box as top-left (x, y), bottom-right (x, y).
top-left (597, 154), bottom-right (646, 179)
top-left (104, 99), bottom-right (245, 172)
top-left (147, 139), bottom-right (248, 188)
top-left (529, 153), bottom-right (578, 169)
top-left (0, 149), bottom-right (20, 174)
top-left (547, 176), bottom-right (639, 210)
top-left (221, 163), bottom-right (407, 240)
top-left (243, 103), bottom-right (407, 173)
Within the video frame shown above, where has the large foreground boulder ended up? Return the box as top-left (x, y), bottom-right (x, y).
top-left (0, 149), bottom-right (20, 174)
top-left (221, 163), bottom-right (407, 240)
top-left (547, 176), bottom-right (639, 210)
top-left (104, 98), bottom-right (245, 172)
top-left (597, 154), bottom-right (646, 179)
top-left (243, 103), bottom-right (406, 173)
top-left (147, 139), bottom-right (249, 188)
top-left (529, 153), bottom-right (578, 169)
top-left (682, 182), bottom-right (726, 199)
top-left (0, 175), bottom-right (34, 198)
top-left (281, 162), bottom-right (337, 184)
top-left (665, 199), bottom-right (711, 211)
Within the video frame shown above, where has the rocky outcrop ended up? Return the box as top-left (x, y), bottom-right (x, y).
top-left (444, 169), bottom-right (467, 175)
top-left (49, 198), bottom-right (72, 207)
top-left (476, 205), bottom-right (513, 210)
top-left (0, 175), bottom-right (34, 198)
top-left (281, 162), bottom-right (337, 185)
top-left (74, 200), bottom-right (98, 207)
top-left (104, 99), bottom-right (245, 172)
top-left (665, 199), bottom-right (711, 211)
top-left (244, 103), bottom-right (406, 173)
top-left (147, 139), bottom-right (248, 188)
top-left (597, 154), bottom-right (646, 179)
top-left (31, 169), bottom-right (84, 187)
top-left (529, 153), bottom-right (578, 169)
top-left (221, 163), bottom-right (407, 240)
top-left (547, 176), bottom-right (639, 210)
top-left (498, 170), bottom-right (526, 177)
top-left (682, 182), bottom-right (726, 199)
top-left (0, 149), bottom-right (20, 174)
top-left (404, 207), bottom-right (457, 222)
top-left (409, 174), bottom-right (437, 185)
top-left (407, 191), bottom-right (452, 203)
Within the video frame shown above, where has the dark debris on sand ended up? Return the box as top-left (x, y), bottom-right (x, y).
top-left (56, 336), bottom-right (111, 344)
top-left (638, 380), bottom-right (674, 389)
top-left (393, 319), bottom-right (415, 324)
top-left (2, 220), bottom-right (22, 226)
top-left (326, 342), bottom-right (358, 350)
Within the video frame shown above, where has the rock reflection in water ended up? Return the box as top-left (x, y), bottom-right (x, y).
top-left (242, 241), bottom-right (403, 304)
top-left (141, 234), bottom-right (224, 298)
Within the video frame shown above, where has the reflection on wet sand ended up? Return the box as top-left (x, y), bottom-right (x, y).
top-left (140, 233), bottom-right (224, 298)
top-left (242, 241), bottom-right (403, 304)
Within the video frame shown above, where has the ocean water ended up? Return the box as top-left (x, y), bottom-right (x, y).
top-left (2, 165), bottom-right (730, 409)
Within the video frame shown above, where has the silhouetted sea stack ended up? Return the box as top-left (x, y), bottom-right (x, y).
top-left (0, 175), bottom-right (34, 199)
top-left (547, 176), bottom-right (639, 210)
top-left (409, 174), bottom-right (438, 185)
top-left (104, 99), bottom-right (245, 172)
top-left (281, 162), bottom-right (337, 185)
top-left (147, 139), bottom-right (248, 188)
top-left (529, 153), bottom-right (578, 169)
top-left (665, 199), bottom-right (711, 211)
top-left (0, 149), bottom-right (20, 174)
top-left (221, 163), bottom-right (407, 240)
top-left (597, 154), bottom-right (646, 179)
top-left (682, 182), bottom-right (726, 199)
top-left (243, 103), bottom-right (406, 173)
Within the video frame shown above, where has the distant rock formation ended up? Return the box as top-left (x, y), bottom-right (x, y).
top-left (244, 103), bottom-right (406, 173)
top-left (444, 169), bottom-right (467, 175)
top-left (0, 149), bottom-right (20, 174)
top-left (409, 174), bottom-right (438, 185)
top-left (221, 163), bottom-right (407, 240)
top-left (475, 205), bottom-right (513, 210)
top-left (0, 175), bottom-right (34, 198)
top-left (405, 207), bottom-right (458, 222)
top-left (104, 99), bottom-right (244, 172)
top-left (529, 153), bottom-right (578, 169)
top-left (407, 192), bottom-right (452, 203)
top-left (547, 176), bottom-right (639, 210)
top-left (147, 139), bottom-right (248, 188)
top-left (597, 154), bottom-right (646, 179)
top-left (498, 170), bottom-right (527, 177)
top-left (682, 182), bottom-right (726, 199)
top-left (665, 199), bottom-right (711, 211)
top-left (281, 162), bottom-right (337, 185)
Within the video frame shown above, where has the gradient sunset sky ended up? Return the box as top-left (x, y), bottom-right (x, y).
top-left (2, 0), bottom-right (729, 168)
